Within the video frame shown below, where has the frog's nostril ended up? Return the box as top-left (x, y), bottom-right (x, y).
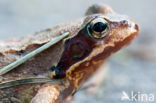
top-left (121, 20), bottom-right (128, 25)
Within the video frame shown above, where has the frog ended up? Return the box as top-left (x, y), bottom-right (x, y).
top-left (0, 4), bottom-right (139, 103)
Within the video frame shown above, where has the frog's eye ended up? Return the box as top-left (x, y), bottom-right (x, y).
top-left (87, 17), bottom-right (109, 39)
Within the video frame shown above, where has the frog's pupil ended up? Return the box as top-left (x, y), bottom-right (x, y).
top-left (92, 22), bottom-right (107, 33)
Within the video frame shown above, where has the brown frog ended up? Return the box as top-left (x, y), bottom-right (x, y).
top-left (0, 4), bottom-right (139, 103)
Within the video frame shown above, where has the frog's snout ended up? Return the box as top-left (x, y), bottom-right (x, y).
top-left (121, 19), bottom-right (139, 33)
top-left (126, 17), bottom-right (139, 31)
top-left (129, 20), bottom-right (139, 33)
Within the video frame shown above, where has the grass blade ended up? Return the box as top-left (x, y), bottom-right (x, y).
top-left (0, 77), bottom-right (66, 89)
top-left (0, 32), bottom-right (69, 75)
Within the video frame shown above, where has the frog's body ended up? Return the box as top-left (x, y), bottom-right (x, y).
top-left (0, 4), bottom-right (139, 103)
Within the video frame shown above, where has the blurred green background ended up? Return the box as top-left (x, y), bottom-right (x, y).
top-left (0, 0), bottom-right (156, 103)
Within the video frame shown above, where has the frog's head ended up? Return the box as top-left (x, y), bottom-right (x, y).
top-left (50, 6), bottom-right (139, 88)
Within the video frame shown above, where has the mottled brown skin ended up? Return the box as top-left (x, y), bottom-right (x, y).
top-left (0, 4), bottom-right (139, 103)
